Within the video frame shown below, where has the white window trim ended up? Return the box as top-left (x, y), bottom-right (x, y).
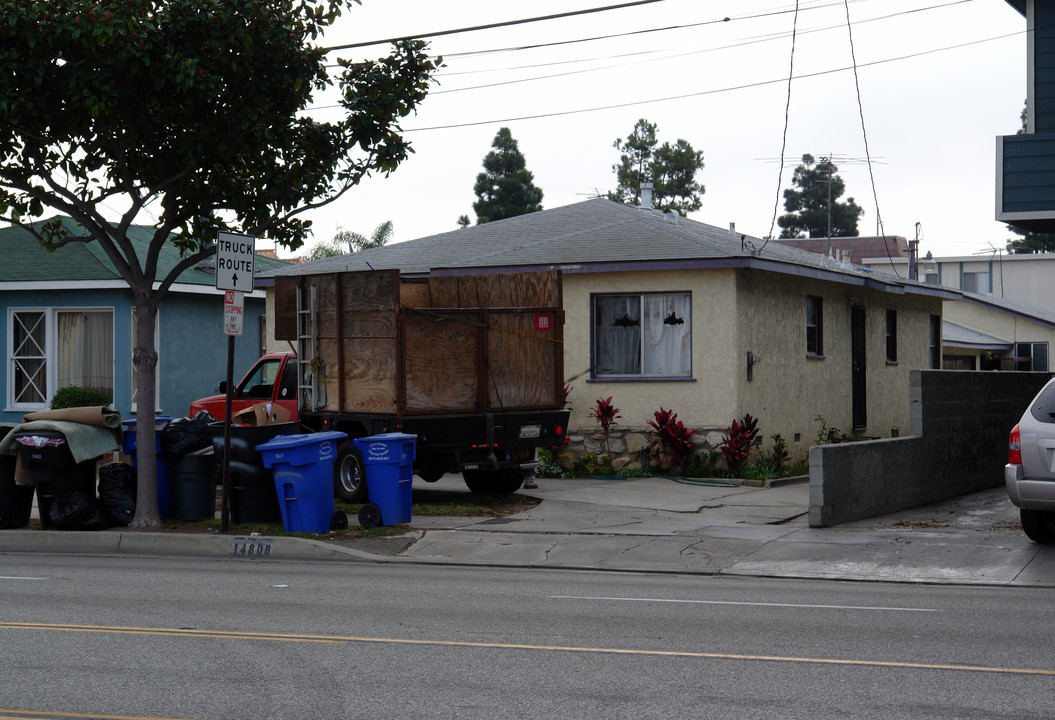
top-left (7, 306), bottom-right (116, 413)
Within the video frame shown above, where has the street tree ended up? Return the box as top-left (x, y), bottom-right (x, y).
top-left (471, 127), bottom-right (544, 224)
top-left (0, 0), bottom-right (440, 527)
top-left (609, 118), bottom-right (705, 214)
top-left (777, 154), bottom-right (864, 238)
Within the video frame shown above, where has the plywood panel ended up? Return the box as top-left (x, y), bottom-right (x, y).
top-left (486, 312), bottom-right (559, 408)
top-left (404, 311), bottom-right (479, 412)
top-left (428, 271), bottom-right (560, 309)
top-left (399, 279), bottom-right (431, 309)
top-left (338, 338), bottom-right (399, 414)
top-left (339, 270), bottom-right (398, 311)
top-left (340, 308), bottom-right (397, 340)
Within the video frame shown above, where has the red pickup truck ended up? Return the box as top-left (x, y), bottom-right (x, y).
top-left (188, 351), bottom-right (298, 422)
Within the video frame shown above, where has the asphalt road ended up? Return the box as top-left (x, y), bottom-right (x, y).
top-left (1, 554), bottom-right (1053, 719)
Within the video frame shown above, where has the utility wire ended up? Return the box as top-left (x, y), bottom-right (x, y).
top-left (387, 31), bottom-right (1019, 133)
top-left (320, 0), bottom-right (670, 52)
top-left (842, 0), bottom-right (893, 274)
top-left (765, 1), bottom-right (799, 247)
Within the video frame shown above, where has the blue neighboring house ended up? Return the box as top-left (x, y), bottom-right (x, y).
top-left (0, 217), bottom-right (289, 424)
top-left (997, 0), bottom-right (1055, 232)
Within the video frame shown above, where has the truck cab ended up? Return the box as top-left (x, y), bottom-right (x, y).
top-left (188, 351), bottom-right (298, 422)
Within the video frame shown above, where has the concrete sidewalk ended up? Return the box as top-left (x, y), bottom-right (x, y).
top-left (2, 473), bottom-right (1053, 587)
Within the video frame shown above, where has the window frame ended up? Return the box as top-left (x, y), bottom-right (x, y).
top-left (885, 309), bottom-right (898, 363)
top-left (590, 291), bottom-right (693, 381)
top-left (8, 306), bottom-right (115, 412)
top-left (1016, 342), bottom-right (1049, 372)
top-left (806, 295), bottom-right (824, 357)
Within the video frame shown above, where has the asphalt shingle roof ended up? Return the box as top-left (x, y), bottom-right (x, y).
top-left (268, 198), bottom-right (948, 298)
top-left (0, 216), bottom-right (289, 286)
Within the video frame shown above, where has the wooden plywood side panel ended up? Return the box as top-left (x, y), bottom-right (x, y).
top-left (340, 308), bottom-right (397, 341)
top-left (339, 338), bottom-right (399, 414)
top-left (317, 337), bottom-right (342, 412)
top-left (399, 279), bottom-right (431, 309)
top-left (274, 275), bottom-right (299, 341)
top-left (305, 274), bottom-right (339, 340)
top-left (486, 312), bottom-right (559, 408)
top-left (404, 311), bottom-right (479, 413)
top-left (339, 270), bottom-right (399, 311)
top-left (428, 271), bottom-right (560, 309)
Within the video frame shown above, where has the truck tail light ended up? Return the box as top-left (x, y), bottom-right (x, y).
top-left (554, 425), bottom-right (564, 437)
top-left (1009, 424), bottom-right (1022, 465)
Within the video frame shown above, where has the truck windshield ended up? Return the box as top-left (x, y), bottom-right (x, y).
top-left (238, 358), bottom-right (282, 399)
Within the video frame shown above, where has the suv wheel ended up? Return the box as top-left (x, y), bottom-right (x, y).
top-left (1020, 508), bottom-right (1055, 543)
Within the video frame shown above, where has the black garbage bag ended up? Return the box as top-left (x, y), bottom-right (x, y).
top-left (98, 462), bottom-right (137, 526)
top-left (161, 411), bottom-right (217, 465)
top-left (49, 491), bottom-right (109, 531)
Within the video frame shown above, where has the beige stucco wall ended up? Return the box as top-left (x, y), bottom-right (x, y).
top-left (735, 271), bottom-right (940, 456)
top-left (563, 268), bottom-right (942, 462)
top-left (943, 298), bottom-right (1055, 367)
top-left (562, 269), bottom-right (739, 438)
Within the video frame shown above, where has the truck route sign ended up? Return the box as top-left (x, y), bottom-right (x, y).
top-left (215, 231), bottom-right (256, 293)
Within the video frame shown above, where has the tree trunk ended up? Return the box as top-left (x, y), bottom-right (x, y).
top-left (130, 296), bottom-right (161, 528)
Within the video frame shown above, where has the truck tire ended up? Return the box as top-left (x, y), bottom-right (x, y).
top-left (463, 469), bottom-right (524, 495)
top-left (1021, 508), bottom-right (1055, 543)
top-left (334, 441), bottom-right (368, 503)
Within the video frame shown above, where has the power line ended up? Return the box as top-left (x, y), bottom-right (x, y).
top-left (320, 0), bottom-right (670, 53)
top-left (390, 31), bottom-right (1020, 133)
top-left (765, 1), bottom-right (800, 246)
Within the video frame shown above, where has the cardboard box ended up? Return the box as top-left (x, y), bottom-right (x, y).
top-left (232, 402), bottom-right (293, 427)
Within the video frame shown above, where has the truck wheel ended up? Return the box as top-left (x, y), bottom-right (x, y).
top-left (1021, 509), bottom-right (1055, 543)
top-left (335, 441), bottom-right (368, 503)
top-left (417, 468), bottom-right (444, 483)
top-left (463, 469), bottom-right (524, 495)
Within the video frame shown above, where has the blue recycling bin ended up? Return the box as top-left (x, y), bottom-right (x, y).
top-left (123, 416), bottom-right (172, 518)
top-left (352, 433), bottom-right (416, 528)
top-left (255, 431), bottom-right (347, 534)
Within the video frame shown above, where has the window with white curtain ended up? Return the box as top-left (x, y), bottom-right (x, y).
top-left (8, 308), bottom-right (113, 410)
top-left (592, 293), bottom-right (692, 378)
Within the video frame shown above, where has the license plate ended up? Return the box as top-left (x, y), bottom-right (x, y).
top-left (232, 537), bottom-right (273, 557)
top-left (519, 424), bottom-right (541, 439)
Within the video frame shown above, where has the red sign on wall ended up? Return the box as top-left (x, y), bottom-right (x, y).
top-left (535, 312), bottom-right (553, 333)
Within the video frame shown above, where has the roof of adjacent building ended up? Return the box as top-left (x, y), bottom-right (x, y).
top-left (774, 235), bottom-right (910, 264)
top-left (266, 198), bottom-right (953, 299)
top-left (0, 216), bottom-right (289, 287)
top-left (960, 290), bottom-right (1055, 330)
top-left (943, 321), bottom-right (1013, 350)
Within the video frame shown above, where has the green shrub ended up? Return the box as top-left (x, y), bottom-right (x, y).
top-left (50, 386), bottom-right (111, 410)
top-left (535, 449), bottom-right (565, 478)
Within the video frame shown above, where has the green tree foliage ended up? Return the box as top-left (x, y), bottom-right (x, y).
top-left (609, 118), bottom-right (705, 215)
top-left (778, 154), bottom-right (864, 238)
top-left (336, 220), bottom-right (393, 254)
top-left (471, 127), bottom-right (544, 224)
top-left (0, 0), bottom-right (440, 527)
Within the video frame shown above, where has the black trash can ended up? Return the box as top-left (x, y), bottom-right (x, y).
top-left (0, 453), bottom-right (34, 529)
top-left (210, 422), bottom-right (295, 524)
top-left (170, 449), bottom-right (218, 521)
top-left (14, 430), bottom-right (97, 530)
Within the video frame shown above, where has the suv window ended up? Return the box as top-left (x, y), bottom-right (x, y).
top-left (1030, 382), bottom-right (1055, 423)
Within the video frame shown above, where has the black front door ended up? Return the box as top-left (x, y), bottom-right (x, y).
top-left (851, 305), bottom-right (866, 430)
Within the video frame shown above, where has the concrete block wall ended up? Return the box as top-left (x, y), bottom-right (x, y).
top-left (809, 370), bottom-right (1053, 527)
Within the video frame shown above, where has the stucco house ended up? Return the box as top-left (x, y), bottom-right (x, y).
top-left (263, 198), bottom-right (955, 464)
top-left (0, 217), bottom-right (288, 423)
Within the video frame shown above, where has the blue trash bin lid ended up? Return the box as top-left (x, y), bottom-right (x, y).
top-left (255, 431), bottom-right (348, 452)
top-left (353, 433), bottom-right (417, 464)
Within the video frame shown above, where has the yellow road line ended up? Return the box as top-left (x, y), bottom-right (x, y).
top-left (0, 709), bottom-right (197, 720)
top-left (2, 620), bottom-right (1052, 677)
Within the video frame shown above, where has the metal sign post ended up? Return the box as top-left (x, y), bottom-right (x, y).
top-left (215, 234), bottom-right (255, 532)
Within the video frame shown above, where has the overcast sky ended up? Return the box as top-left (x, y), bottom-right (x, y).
top-left (274, 0), bottom-right (1027, 261)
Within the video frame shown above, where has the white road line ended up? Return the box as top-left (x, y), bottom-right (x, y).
top-left (0, 576), bottom-right (46, 581)
top-left (549, 595), bottom-right (937, 612)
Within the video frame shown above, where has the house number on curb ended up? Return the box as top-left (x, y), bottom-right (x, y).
top-left (232, 537), bottom-right (273, 557)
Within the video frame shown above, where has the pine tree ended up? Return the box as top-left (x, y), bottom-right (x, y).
top-left (778, 154), bottom-right (864, 238)
top-left (471, 128), bottom-right (544, 224)
top-left (609, 118), bottom-right (705, 215)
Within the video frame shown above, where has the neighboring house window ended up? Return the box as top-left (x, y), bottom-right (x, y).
top-left (9, 308), bottom-right (114, 410)
top-left (806, 296), bottom-right (823, 356)
top-left (592, 293), bottom-right (691, 378)
top-left (963, 271), bottom-right (989, 294)
top-left (1016, 342), bottom-right (1049, 371)
top-left (885, 309), bottom-right (898, 363)
top-left (924, 272), bottom-right (939, 286)
top-left (929, 315), bottom-right (941, 369)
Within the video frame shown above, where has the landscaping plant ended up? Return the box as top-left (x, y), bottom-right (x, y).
top-left (592, 396), bottom-right (620, 457)
top-left (647, 407), bottom-right (698, 475)
top-left (719, 413), bottom-right (761, 476)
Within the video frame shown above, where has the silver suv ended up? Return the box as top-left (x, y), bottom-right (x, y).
top-left (1006, 377), bottom-right (1055, 543)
